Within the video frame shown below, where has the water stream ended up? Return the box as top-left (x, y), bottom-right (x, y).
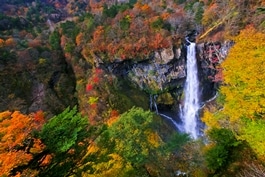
top-left (47, 19), bottom-right (54, 32)
top-left (150, 95), bottom-right (158, 114)
top-left (180, 41), bottom-right (200, 139)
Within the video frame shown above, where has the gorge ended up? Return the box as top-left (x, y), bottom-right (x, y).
top-left (1, 0), bottom-right (264, 176)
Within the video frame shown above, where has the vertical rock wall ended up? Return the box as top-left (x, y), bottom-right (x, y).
top-left (197, 41), bottom-right (233, 102)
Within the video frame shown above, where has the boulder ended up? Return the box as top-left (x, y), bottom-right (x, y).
top-left (154, 47), bottom-right (174, 64)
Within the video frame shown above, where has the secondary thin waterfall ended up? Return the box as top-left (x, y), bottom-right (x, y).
top-left (47, 19), bottom-right (54, 32)
top-left (180, 41), bottom-right (200, 139)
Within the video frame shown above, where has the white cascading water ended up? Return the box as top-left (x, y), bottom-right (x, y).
top-left (180, 41), bottom-right (200, 139)
top-left (47, 19), bottom-right (54, 32)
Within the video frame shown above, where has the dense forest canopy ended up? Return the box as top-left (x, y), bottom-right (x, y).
top-left (0, 0), bottom-right (265, 176)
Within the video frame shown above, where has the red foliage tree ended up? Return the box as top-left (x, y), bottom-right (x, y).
top-left (86, 84), bottom-right (93, 92)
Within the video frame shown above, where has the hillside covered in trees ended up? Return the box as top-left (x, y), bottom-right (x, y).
top-left (0, 0), bottom-right (265, 176)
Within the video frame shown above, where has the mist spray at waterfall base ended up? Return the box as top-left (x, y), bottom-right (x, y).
top-left (180, 41), bottom-right (200, 139)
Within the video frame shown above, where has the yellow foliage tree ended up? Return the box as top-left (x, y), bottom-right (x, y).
top-left (221, 26), bottom-right (265, 122)
top-left (202, 26), bottom-right (265, 158)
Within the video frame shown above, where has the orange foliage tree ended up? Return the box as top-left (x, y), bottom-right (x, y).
top-left (89, 3), bottom-right (173, 61)
top-left (75, 32), bottom-right (84, 46)
top-left (0, 110), bottom-right (46, 176)
top-left (4, 38), bottom-right (16, 47)
top-left (0, 38), bottom-right (4, 47)
top-left (28, 39), bottom-right (42, 48)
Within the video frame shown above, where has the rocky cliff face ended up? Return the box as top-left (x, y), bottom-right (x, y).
top-left (197, 41), bottom-right (233, 102)
top-left (94, 44), bottom-right (186, 113)
top-left (128, 47), bottom-right (185, 92)
top-left (108, 46), bottom-right (186, 93)
top-left (99, 39), bottom-right (232, 111)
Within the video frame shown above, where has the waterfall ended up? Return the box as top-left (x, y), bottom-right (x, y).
top-left (150, 95), bottom-right (182, 131)
top-left (180, 41), bottom-right (200, 139)
top-left (150, 95), bottom-right (158, 114)
top-left (159, 113), bottom-right (181, 130)
top-left (47, 19), bottom-right (54, 32)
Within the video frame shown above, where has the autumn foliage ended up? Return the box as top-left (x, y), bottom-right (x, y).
top-left (75, 32), bottom-right (84, 46)
top-left (203, 26), bottom-right (265, 158)
top-left (85, 68), bottom-right (103, 93)
top-left (4, 38), bottom-right (16, 47)
top-left (88, 2), bottom-right (176, 61)
top-left (221, 26), bottom-right (265, 122)
top-left (0, 111), bottom-right (46, 176)
top-left (0, 38), bottom-right (4, 47)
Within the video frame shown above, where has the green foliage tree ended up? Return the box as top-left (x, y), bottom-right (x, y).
top-left (205, 128), bottom-right (241, 173)
top-left (103, 107), bottom-right (158, 166)
top-left (240, 118), bottom-right (265, 157)
top-left (60, 21), bottom-right (80, 40)
top-left (94, 107), bottom-right (169, 176)
top-left (65, 42), bottom-right (75, 53)
top-left (174, 0), bottom-right (187, 4)
top-left (195, 2), bottom-right (204, 24)
top-left (40, 106), bottom-right (88, 153)
top-left (92, 107), bottom-right (192, 176)
top-left (38, 106), bottom-right (97, 177)
top-left (103, 4), bottom-right (119, 18)
top-left (206, 145), bottom-right (228, 172)
top-left (102, 0), bottom-right (136, 18)
top-left (84, 14), bottom-right (95, 33)
top-left (120, 16), bottom-right (131, 31)
top-left (49, 31), bottom-right (61, 50)
top-left (162, 132), bottom-right (190, 153)
top-left (0, 48), bottom-right (17, 64)
top-left (150, 17), bottom-right (164, 31)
